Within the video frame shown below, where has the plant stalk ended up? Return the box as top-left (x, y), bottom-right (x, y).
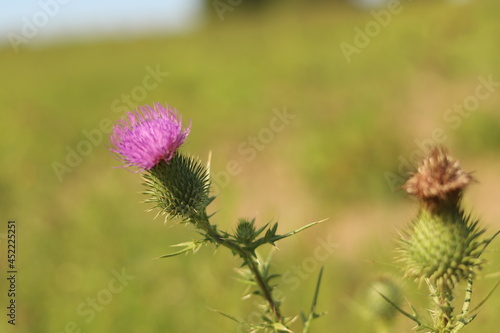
top-left (196, 213), bottom-right (284, 324)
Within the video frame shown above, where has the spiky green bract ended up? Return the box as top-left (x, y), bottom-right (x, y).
top-left (142, 152), bottom-right (212, 225)
top-left (400, 208), bottom-right (485, 290)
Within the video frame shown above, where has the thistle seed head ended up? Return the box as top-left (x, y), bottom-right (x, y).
top-left (403, 147), bottom-right (475, 211)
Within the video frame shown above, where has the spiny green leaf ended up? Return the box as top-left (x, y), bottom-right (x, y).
top-left (269, 218), bottom-right (328, 242)
top-left (376, 290), bottom-right (433, 331)
top-left (266, 274), bottom-right (282, 283)
top-left (154, 240), bottom-right (204, 258)
top-left (272, 322), bottom-right (292, 332)
top-left (301, 267), bottom-right (325, 332)
top-left (310, 266), bottom-right (324, 313)
top-left (254, 223), bottom-right (270, 238)
top-left (250, 218), bottom-right (328, 251)
top-left (207, 307), bottom-right (245, 325)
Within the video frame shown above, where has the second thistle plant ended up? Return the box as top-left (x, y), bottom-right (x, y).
top-left (401, 147), bottom-right (484, 290)
top-left (397, 147), bottom-right (498, 332)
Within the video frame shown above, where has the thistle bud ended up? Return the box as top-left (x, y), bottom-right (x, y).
top-left (400, 209), bottom-right (485, 289)
top-left (235, 218), bottom-right (257, 245)
top-left (143, 152), bottom-right (211, 223)
top-left (364, 276), bottom-right (403, 323)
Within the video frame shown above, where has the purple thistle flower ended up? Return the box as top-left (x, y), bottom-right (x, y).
top-left (110, 103), bottom-right (191, 171)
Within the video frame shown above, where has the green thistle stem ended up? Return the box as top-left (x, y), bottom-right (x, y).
top-left (241, 248), bottom-right (283, 322)
top-left (438, 292), bottom-right (453, 329)
top-left (193, 213), bottom-right (284, 325)
top-left (431, 283), bottom-right (454, 332)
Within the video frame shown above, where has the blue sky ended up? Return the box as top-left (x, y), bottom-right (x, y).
top-left (0, 0), bottom-right (203, 47)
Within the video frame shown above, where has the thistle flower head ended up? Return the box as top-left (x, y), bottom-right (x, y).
top-left (403, 146), bottom-right (475, 210)
top-left (110, 103), bottom-right (191, 171)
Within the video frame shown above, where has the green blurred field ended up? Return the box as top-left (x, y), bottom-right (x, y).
top-left (1, 1), bottom-right (500, 332)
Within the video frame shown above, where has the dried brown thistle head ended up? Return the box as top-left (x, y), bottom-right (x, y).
top-left (402, 146), bottom-right (475, 211)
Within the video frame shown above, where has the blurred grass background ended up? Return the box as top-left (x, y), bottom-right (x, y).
top-left (1, 1), bottom-right (500, 332)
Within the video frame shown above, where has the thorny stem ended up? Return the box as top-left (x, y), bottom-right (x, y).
top-left (242, 249), bottom-right (283, 322)
top-left (427, 279), bottom-right (456, 333)
top-left (195, 213), bottom-right (284, 325)
top-left (437, 291), bottom-right (453, 330)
